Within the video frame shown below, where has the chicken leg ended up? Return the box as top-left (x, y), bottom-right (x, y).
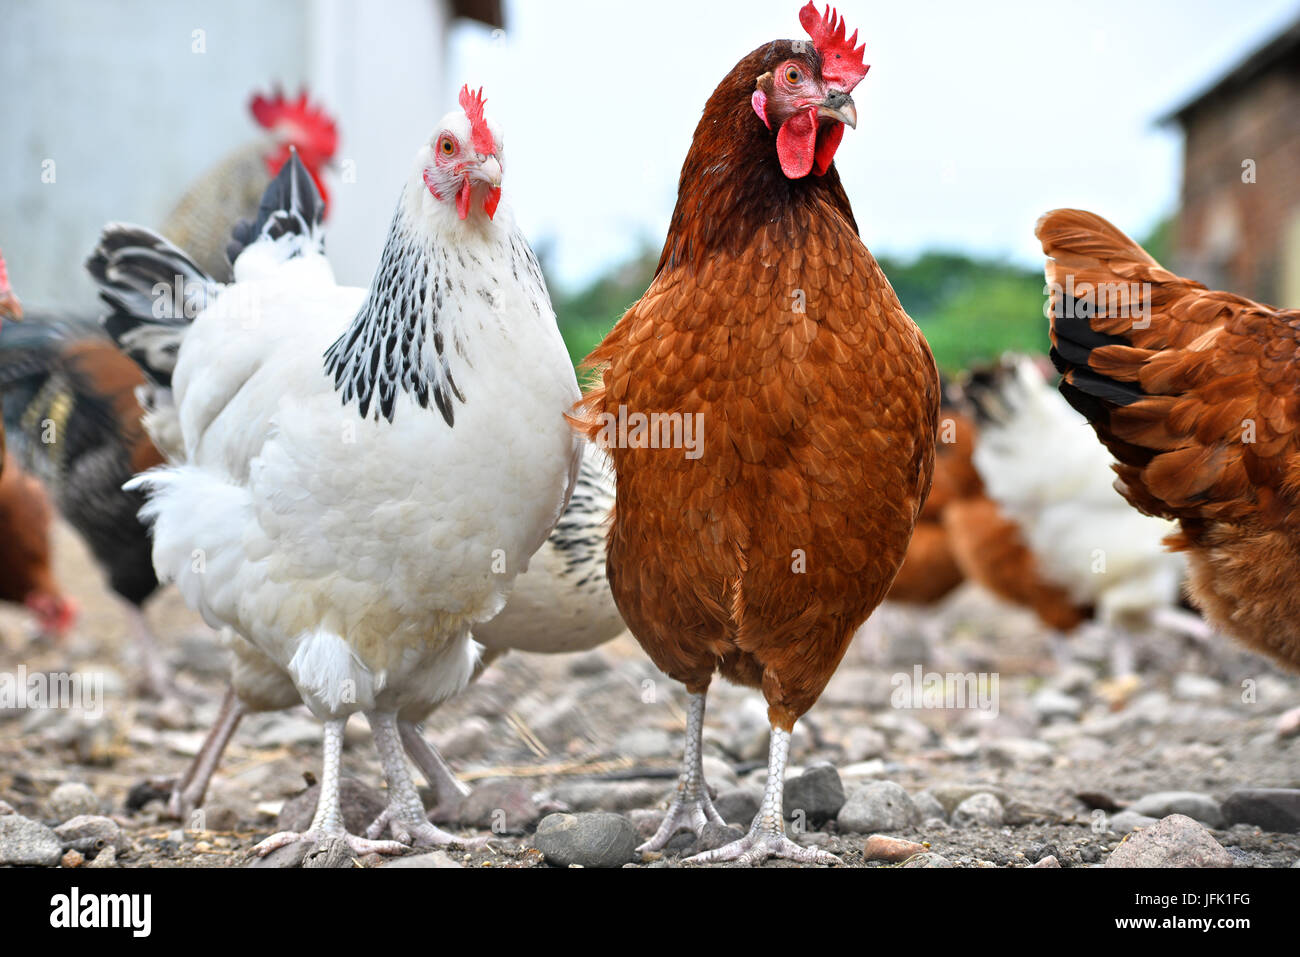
top-left (168, 686), bottom-right (245, 822)
top-left (365, 711), bottom-right (479, 847)
top-left (637, 691), bottom-right (725, 853)
top-left (687, 725), bottom-right (840, 866)
top-left (399, 720), bottom-right (472, 820)
top-left (254, 718), bottom-right (404, 856)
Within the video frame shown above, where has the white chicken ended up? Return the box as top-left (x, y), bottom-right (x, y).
top-left (99, 88), bottom-right (580, 854)
top-left (964, 354), bottom-right (1204, 674)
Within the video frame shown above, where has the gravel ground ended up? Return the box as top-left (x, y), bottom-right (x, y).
top-left (2, 520), bottom-right (1298, 869)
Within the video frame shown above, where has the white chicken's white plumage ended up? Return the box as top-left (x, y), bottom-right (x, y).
top-left (108, 97), bottom-right (580, 853)
top-left (967, 355), bottom-right (1189, 651)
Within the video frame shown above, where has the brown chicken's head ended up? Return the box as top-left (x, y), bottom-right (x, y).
top-left (418, 85), bottom-right (504, 222)
top-left (0, 246), bottom-right (21, 326)
top-left (25, 593), bottom-right (79, 643)
top-left (752, 3), bottom-right (869, 179)
top-left (250, 87), bottom-right (340, 215)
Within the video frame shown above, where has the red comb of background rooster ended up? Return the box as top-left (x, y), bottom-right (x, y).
top-left (459, 85), bottom-right (495, 155)
top-left (799, 2), bottom-right (869, 91)
top-left (249, 87), bottom-right (340, 160)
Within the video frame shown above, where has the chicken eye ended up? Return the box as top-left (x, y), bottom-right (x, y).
top-left (785, 66), bottom-right (802, 84)
top-left (439, 137), bottom-right (455, 156)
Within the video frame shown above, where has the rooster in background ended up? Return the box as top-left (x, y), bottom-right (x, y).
top-left (103, 87), bottom-right (580, 855)
top-left (1042, 209), bottom-right (1300, 679)
top-left (579, 3), bottom-right (939, 865)
top-left (161, 88), bottom-right (338, 281)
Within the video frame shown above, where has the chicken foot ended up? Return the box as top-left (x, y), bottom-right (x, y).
top-left (637, 691), bottom-right (725, 853)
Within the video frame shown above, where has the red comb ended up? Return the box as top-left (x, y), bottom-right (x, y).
top-left (798, 3), bottom-right (869, 92)
top-left (0, 248), bottom-right (9, 290)
top-left (249, 87), bottom-right (339, 161)
top-left (459, 85), bottom-right (495, 156)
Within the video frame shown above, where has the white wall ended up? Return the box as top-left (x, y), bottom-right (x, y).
top-left (0, 0), bottom-right (459, 307)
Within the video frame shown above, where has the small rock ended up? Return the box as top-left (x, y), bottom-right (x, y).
top-left (53, 815), bottom-right (124, 854)
top-left (1105, 814), bottom-right (1234, 868)
top-left (1106, 811), bottom-right (1159, 834)
top-left (1026, 842), bottom-right (1059, 863)
top-left (302, 837), bottom-right (356, 869)
top-left (899, 851), bottom-right (953, 868)
top-left (627, 808), bottom-right (666, 841)
top-left (1031, 855), bottom-right (1061, 868)
top-left (60, 849), bottom-right (84, 868)
top-left (0, 815), bottom-right (63, 866)
top-left (48, 782), bottom-right (99, 821)
top-left (0, 799), bottom-right (16, 816)
top-left (382, 850), bottom-right (463, 868)
top-left (1031, 688), bottom-right (1083, 723)
top-left (615, 727), bottom-right (674, 759)
top-left (198, 800), bottom-right (245, 833)
top-left (1276, 707), bottom-right (1300, 739)
top-left (566, 651), bottom-right (610, 677)
top-left (276, 778), bottom-right (386, 835)
top-left (927, 784), bottom-right (1010, 815)
top-left (1078, 844), bottom-right (1102, 864)
top-left (952, 793), bottom-right (1004, 827)
top-left (1172, 673), bottom-right (1221, 701)
top-left (862, 834), bottom-right (926, 863)
top-left (247, 842), bottom-right (310, 869)
top-left (836, 781), bottom-right (919, 834)
top-left (983, 738), bottom-right (1052, 767)
top-left (693, 822), bottom-right (745, 852)
top-left (85, 846), bottom-right (117, 869)
top-left (911, 790), bottom-right (947, 822)
top-left (1221, 789), bottom-right (1300, 833)
top-left (843, 727), bottom-right (887, 762)
top-left (714, 788), bottom-right (761, 826)
top-left (457, 779), bottom-right (540, 833)
top-left (1128, 791), bottom-right (1223, 829)
top-left (535, 812), bottom-right (637, 868)
top-left (783, 763), bottom-right (846, 824)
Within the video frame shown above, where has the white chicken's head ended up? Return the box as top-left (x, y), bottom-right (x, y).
top-left (418, 86), bottom-right (504, 222)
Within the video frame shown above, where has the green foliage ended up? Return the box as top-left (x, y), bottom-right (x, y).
top-left (551, 246), bottom-right (659, 369)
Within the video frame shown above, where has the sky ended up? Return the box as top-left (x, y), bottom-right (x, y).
top-left (448, 0), bottom-right (1300, 291)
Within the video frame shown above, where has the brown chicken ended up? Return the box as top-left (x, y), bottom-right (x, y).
top-left (1042, 208), bottom-right (1300, 675)
top-left (0, 451), bottom-right (77, 639)
top-left (579, 3), bottom-right (939, 864)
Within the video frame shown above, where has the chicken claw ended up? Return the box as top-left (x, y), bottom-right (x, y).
top-left (637, 691), bottom-right (725, 853)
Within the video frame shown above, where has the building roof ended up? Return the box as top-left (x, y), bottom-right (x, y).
top-left (450, 0), bottom-right (505, 29)
top-left (1161, 16), bottom-right (1300, 126)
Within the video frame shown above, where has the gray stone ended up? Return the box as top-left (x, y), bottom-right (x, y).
top-left (457, 779), bottom-right (540, 833)
top-left (836, 781), bottom-right (919, 834)
top-left (983, 738), bottom-right (1052, 767)
top-left (85, 846), bottom-right (117, 868)
top-left (276, 778), bottom-right (386, 835)
top-left (1128, 791), bottom-right (1224, 829)
top-left (1105, 814), bottom-right (1234, 868)
top-left (927, 784), bottom-right (1010, 815)
top-left (1032, 855), bottom-right (1061, 868)
top-left (783, 763), bottom-right (846, 824)
top-left (615, 727), bottom-right (674, 759)
top-left (0, 799), bottom-right (15, 816)
top-left (912, 790), bottom-right (947, 822)
top-left (1031, 688), bottom-right (1083, 722)
top-left (48, 782), bottom-right (99, 821)
top-left (302, 836), bottom-right (356, 869)
top-left (534, 812), bottom-right (637, 868)
top-left (952, 793), bottom-right (1004, 827)
top-left (693, 822), bottom-right (745, 853)
top-left (1106, 811), bottom-right (1158, 834)
top-left (0, 815), bottom-right (63, 866)
top-left (899, 851), bottom-right (953, 868)
top-left (53, 816), bottom-right (124, 855)
top-left (383, 850), bottom-right (463, 868)
top-left (844, 726), bottom-right (888, 762)
top-left (714, 788), bottom-right (761, 826)
top-left (1221, 789), bottom-right (1300, 833)
top-left (247, 842), bottom-right (310, 868)
top-left (1172, 673), bottom-right (1221, 701)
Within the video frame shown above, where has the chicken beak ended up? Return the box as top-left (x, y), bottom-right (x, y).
top-left (817, 91), bottom-right (858, 130)
top-left (473, 155), bottom-right (503, 190)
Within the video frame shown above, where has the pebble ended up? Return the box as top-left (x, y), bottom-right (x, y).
top-left (382, 850), bottom-right (463, 868)
top-left (457, 779), bottom-right (541, 833)
top-left (1031, 688), bottom-right (1083, 723)
top-left (1221, 789), bottom-right (1300, 833)
top-left (983, 738), bottom-right (1052, 767)
top-left (627, 808), bottom-right (666, 841)
top-left (1127, 791), bottom-right (1224, 829)
top-left (248, 842), bottom-right (310, 869)
top-left (862, 834), bottom-right (927, 863)
top-left (48, 782), bottom-right (99, 821)
top-left (899, 851), bottom-right (953, 868)
top-left (0, 815), bottom-right (63, 866)
top-left (1172, 673), bottom-right (1221, 701)
top-left (1031, 855), bottom-right (1061, 868)
top-left (53, 815), bottom-right (124, 854)
top-left (693, 822), bottom-right (745, 853)
top-left (302, 837), bottom-right (356, 869)
top-left (714, 788), bottom-right (761, 826)
top-left (1276, 707), bottom-right (1300, 739)
top-left (0, 799), bottom-right (15, 816)
top-left (952, 793), bottom-right (1004, 827)
top-left (615, 727), bottom-right (674, 759)
top-left (276, 778), bottom-right (386, 835)
top-left (836, 781), bottom-right (919, 834)
top-left (783, 763), bottom-right (846, 824)
top-left (534, 812), bottom-right (637, 868)
top-left (912, 790), bottom-right (947, 822)
top-left (1105, 814), bottom-right (1234, 868)
top-left (1106, 811), bottom-right (1158, 834)
top-left (927, 784), bottom-right (1010, 816)
top-left (61, 849), bottom-right (84, 868)
top-left (843, 726), bottom-right (888, 762)
top-left (86, 846), bottom-right (117, 868)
